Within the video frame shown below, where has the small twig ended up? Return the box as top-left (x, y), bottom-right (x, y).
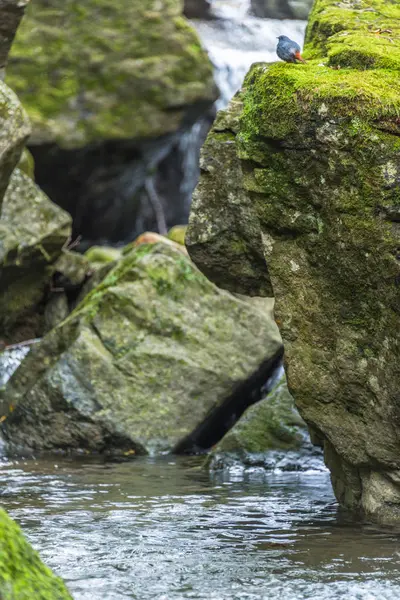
top-left (3, 338), bottom-right (40, 351)
top-left (144, 177), bottom-right (168, 236)
top-left (62, 235), bottom-right (82, 252)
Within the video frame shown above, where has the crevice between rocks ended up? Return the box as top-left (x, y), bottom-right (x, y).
top-left (174, 346), bottom-right (284, 454)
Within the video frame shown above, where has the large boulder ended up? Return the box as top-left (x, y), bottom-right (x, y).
top-left (0, 508), bottom-right (72, 599)
top-left (0, 169), bottom-right (71, 342)
top-left (5, 0), bottom-right (218, 248)
top-left (6, 0), bottom-right (216, 147)
top-left (0, 242), bottom-right (282, 455)
top-left (186, 0), bottom-right (400, 523)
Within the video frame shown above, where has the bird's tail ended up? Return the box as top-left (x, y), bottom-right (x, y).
top-left (295, 51), bottom-right (306, 63)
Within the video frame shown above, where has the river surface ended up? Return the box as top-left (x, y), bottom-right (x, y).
top-left (1, 456), bottom-right (400, 599)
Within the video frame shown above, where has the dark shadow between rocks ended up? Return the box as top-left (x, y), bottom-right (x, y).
top-left (174, 346), bottom-right (284, 454)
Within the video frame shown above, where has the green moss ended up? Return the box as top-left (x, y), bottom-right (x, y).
top-left (6, 0), bottom-right (216, 147)
top-left (305, 0), bottom-right (400, 68)
top-left (0, 509), bottom-right (72, 599)
top-left (217, 377), bottom-right (306, 453)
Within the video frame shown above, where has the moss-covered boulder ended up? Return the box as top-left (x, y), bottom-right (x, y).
top-left (0, 169), bottom-right (72, 341)
top-left (215, 375), bottom-right (307, 455)
top-left (6, 0), bottom-right (217, 148)
top-left (0, 508), bottom-right (72, 599)
top-left (187, 0), bottom-right (400, 523)
top-left (0, 242), bottom-right (282, 454)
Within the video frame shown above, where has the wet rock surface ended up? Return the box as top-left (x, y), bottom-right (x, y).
top-left (187, 0), bottom-right (400, 523)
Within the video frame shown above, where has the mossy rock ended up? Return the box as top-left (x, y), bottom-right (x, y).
top-left (215, 375), bottom-right (306, 454)
top-left (0, 169), bottom-right (71, 341)
top-left (187, 0), bottom-right (400, 524)
top-left (85, 245), bottom-right (122, 270)
top-left (0, 79), bottom-right (30, 212)
top-left (0, 508), bottom-right (72, 599)
top-left (17, 148), bottom-right (34, 179)
top-left (167, 225), bottom-right (187, 245)
top-left (1, 242), bottom-right (282, 454)
top-left (305, 0), bottom-right (400, 69)
top-left (6, 0), bottom-right (217, 148)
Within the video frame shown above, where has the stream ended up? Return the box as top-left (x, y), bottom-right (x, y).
top-left (2, 2), bottom-right (400, 599)
top-left (1, 456), bottom-right (400, 599)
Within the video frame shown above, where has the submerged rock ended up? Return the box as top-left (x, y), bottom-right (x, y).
top-left (0, 169), bottom-right (71, 342)
top-left (0, 508), bottom-right (72, 599)
top-left (187, 0), bottom-right (400, 523)
top-left (1, 243), bottom-right (282, 455)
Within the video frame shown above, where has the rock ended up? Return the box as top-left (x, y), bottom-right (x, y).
top-left (187, 0), bottom-right (400, 523)
top-left (0, 508), bottom-right (72, 599)
top-left (132, 231), bottom-right (188, 256)
top-left (52, 250), bottom-right (92, 289)
top-left (215, 374), bottom-right (307, 454)
top-left (0, 80), bottom-right (30, 212)
top-left (168, 225), bottom-right (187, 245)
top-left (5, 1), bottom-right (217, 247)
top-left (0, 169), bottom-right (72, 342)
top-left (0, 0), bottom-right (29, 79)
top-left (85, 246), bottom-right (122, 270)
top-left (17, 147), bottom-right (34, 179)
top-left (250, 0), bottom-right (313, 19)
top-left (0, 243), bottom-right (282, 455)
top-left (7, 0), bottom-right (217, 147)
top-left (184, 0), bottom-right (212, 20)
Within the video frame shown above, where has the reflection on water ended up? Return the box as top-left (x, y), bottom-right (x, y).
top-left (1, 456), bottom-right (400, 599)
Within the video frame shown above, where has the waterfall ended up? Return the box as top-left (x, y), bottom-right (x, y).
top-left (190, 0), bottom-right (307, 108)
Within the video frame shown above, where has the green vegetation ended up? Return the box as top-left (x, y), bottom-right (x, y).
top-left (0, 509), bottom-right (72, 599)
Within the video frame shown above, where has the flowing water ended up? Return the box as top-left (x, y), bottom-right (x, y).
top-left (1, 456), bottom-right (400, 600)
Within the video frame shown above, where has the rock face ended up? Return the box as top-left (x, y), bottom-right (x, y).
top-left (1, 242), bottom-right (282, 455)
top-left (187, 0), bottom-right (400, 523)
top-left (5, 0), bottom-right (217, 247)
top-left (0, 508), bottom-right (72, 599)
top-left (184, 0), bottom-right (212, 20)
top-left (250, 0), bottom-right (313, 19)
top-left (0, 0), bottom-right (29, 78)
top-left (0, 80), bottom-right (30, 212)
top-left (0, 169), bottom-right (72, 342)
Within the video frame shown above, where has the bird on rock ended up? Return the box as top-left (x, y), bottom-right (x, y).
top-left (276, 35), bottom-right (306, 63)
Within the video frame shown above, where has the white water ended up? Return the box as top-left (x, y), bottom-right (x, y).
top-left (191, 0), bottom-right (307, 108)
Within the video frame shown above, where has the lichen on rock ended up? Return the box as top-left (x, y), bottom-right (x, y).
top-left (187, 0), bottom-right (400, 523)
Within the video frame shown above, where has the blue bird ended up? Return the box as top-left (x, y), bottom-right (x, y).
top-left (276, 35), bottom-right (306, 63)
